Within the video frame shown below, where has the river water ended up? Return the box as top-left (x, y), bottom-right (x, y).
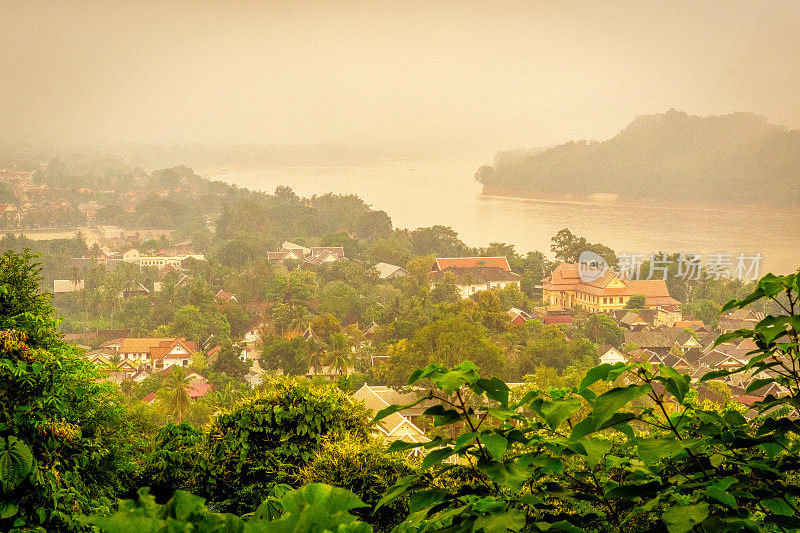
top-left (204, 159), bottom-right (799, 275)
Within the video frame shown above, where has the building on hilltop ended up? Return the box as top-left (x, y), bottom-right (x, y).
top-left (541, 262), bottom-right (679, 313)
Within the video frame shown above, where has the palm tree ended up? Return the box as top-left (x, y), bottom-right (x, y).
top-left (327, 332), bottom-right (352, 377)
top-left (158, 366), bottom-right (193, 423)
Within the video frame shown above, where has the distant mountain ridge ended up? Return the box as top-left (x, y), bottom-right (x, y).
top-left (475, 110), bottom-right (800, 206)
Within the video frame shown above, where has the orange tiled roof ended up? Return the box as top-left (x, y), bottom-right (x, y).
top-left (435, 257), bottom-right (511, 272)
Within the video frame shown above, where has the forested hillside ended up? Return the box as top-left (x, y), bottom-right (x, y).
top-left (475, 110), bottom-right (800, 206)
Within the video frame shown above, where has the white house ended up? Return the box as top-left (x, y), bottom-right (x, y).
top-left (599, 347), bottom-right (626, 365)
top-left (53, 279), bottom-right (84, 293)
top-left (374, 262), bottom-right (409, 279)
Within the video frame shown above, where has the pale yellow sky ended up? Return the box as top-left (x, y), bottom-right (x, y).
top-left (1, 0), bottom-right (799, 149)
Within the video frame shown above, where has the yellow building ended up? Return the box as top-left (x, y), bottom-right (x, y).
top-left (542, 263), bottom-right (679, 313)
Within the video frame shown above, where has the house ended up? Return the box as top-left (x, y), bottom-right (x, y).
top-left (215, 290), bottom-right (237, 303)
top-left (116, 337), bottom-right (197, 370)
top-left (599, 346), bottom-right (626, 365)
top-left (187, 383), bottom-right (213, 399)
top-left (0, 203), bottom-right (21, 224)
top-left (53, 279), bottom-right (84, 293)
top-left (618, 311), bottom-right (650, 330)
top-left (122, 282), bottom-right (150, 299)
top-left (507, 307), bottom-right (533, 326)
top-left (374, 262), bottom-right (409, 280)
top-left (531, 306), bottom-right (575, 325)
top-left (719, 309), bottom-right (763, 332)
top-left (541, 263), bottom-right (679, 313)
top-left (624, 328), bottom-right (700, 356)
top-left (430, 265), bottom-right (521, 298)
top-left (433, 257), bottom-right (511, 272)
top-left (267, 242), bottom-right (345, 267)
top-left (107, 360), bottom-right (139, 383)
top-left (352, 384), bottom-right (431, 453)
top-left (97, 225), bottom-right (124, 240)
top-left (85, 351), bottom-right (114, 367)
top-left (654, 305), bottom-right (684, 327)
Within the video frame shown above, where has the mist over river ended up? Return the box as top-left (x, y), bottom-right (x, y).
top-left (204, 159), bottom-right (799, 275)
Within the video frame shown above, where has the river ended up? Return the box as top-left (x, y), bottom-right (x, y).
top-left (203, 159), bottom-right (800, 275)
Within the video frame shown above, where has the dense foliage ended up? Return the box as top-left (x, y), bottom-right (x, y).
top-left (0, 251), bottom-right (136, 531)
top-left (201, 378), bottom-right (371, 514)
top-left (372, 272), bottom-right (800, 531)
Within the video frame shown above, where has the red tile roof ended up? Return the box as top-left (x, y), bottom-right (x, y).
top-left (435, 257), bottom-right (511, 272)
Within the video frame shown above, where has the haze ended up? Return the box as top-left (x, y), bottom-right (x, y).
top-left (2, 0), bottom-right (800, 149)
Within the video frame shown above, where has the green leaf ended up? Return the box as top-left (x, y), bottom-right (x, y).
top-left (579, 363), bottom-right (630, 391)
top-left (421, 447), bottom-right (455, 469)
top-left (474, 509), bottom-right (526, 532)
top-left (704, 486), bottom-right (736, 508)
top-left (572, 438), bottom-right (613, 467)
top-left (0, 436), bottom-right (34, 492)
top-left (373, 393), bottom-right (432, 423)
top-left (592, 385), bottom-right (650, 427)
top-left (655, 365), bottom-right (691, 403)
top-left (475, 377), bottom-right (510, 406)
top-left (0, 500), bottom-right (18, 519)
top-left (480, 433), bottom-right (508, 460)
top-left (535, 397), bottom-right (582, 430)
top-left (637, 438), bottom-right (700, 465)
top-left (662, 503), bottom-right (709, 533)
top-left (761, 497), bottom-right (795, 516)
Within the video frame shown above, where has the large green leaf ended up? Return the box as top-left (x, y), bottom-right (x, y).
top-left (592, 385), bottom-right (650, 427)
top-left (534, 397), bottom-right (582, 430)
top-left (662, 503), bottom-right (709, 533)
top-left (637, 438), bottom-right (700, 465)
top-left (480, 433), bottom-right (508, 461)
top-left (0, 436), bottom-right (33, 492)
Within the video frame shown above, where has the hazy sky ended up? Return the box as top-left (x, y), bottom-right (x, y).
top-left (2, 1), bottom-right (799, 149)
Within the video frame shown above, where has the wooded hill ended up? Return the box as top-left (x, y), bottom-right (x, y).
top-left (475, 109), bottom-right (800, 206)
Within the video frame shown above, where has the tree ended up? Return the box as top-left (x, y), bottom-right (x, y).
top-left (583, 313), bottom-right (625, 347)
top-left (320, 281), bottom-right (360, 321)
top-left (390, 315), bottom-right (505, 383)
top-left (626, 294), bottom-right (646, 309)
top-left (551, 228), bottom-right (616, 265)
top-left (202, 378), bottom-right (371, 513)
top-left (0, 250), bottom-right (59, 348)
top-left (0, 251), bottom-right (136, 530)
top-left (683, 299), bottom-right (722, 326)
top-left (429, 270), bottom-right (460, 304)
top-left (158, 366), bottom-right (193, 423)
top-left (519, 324), bottom-right (597, 374)
top-left (165, 304), bottom-right (231, 346)
top-left (211, 340), bottom-right (251, 379)
top-left (371, 271), bottom-right (800, 532)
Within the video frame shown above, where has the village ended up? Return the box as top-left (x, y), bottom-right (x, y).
top-left (0, 163), bottom-right (784, 449)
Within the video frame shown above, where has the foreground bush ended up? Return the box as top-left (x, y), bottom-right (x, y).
top-left (299, 434), bottom-right (413, 531)
top-left (86, 483), bottom-right (373, 532)
top-left (0, 251), bottom-right (136, 531)
top-left (201, 377), bottom-right (371, 513)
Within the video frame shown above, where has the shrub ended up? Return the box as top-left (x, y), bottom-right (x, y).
top-left (299, 434), bottom-right (412, 531)
top-left (201, 377), bottom-right (371, 513)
